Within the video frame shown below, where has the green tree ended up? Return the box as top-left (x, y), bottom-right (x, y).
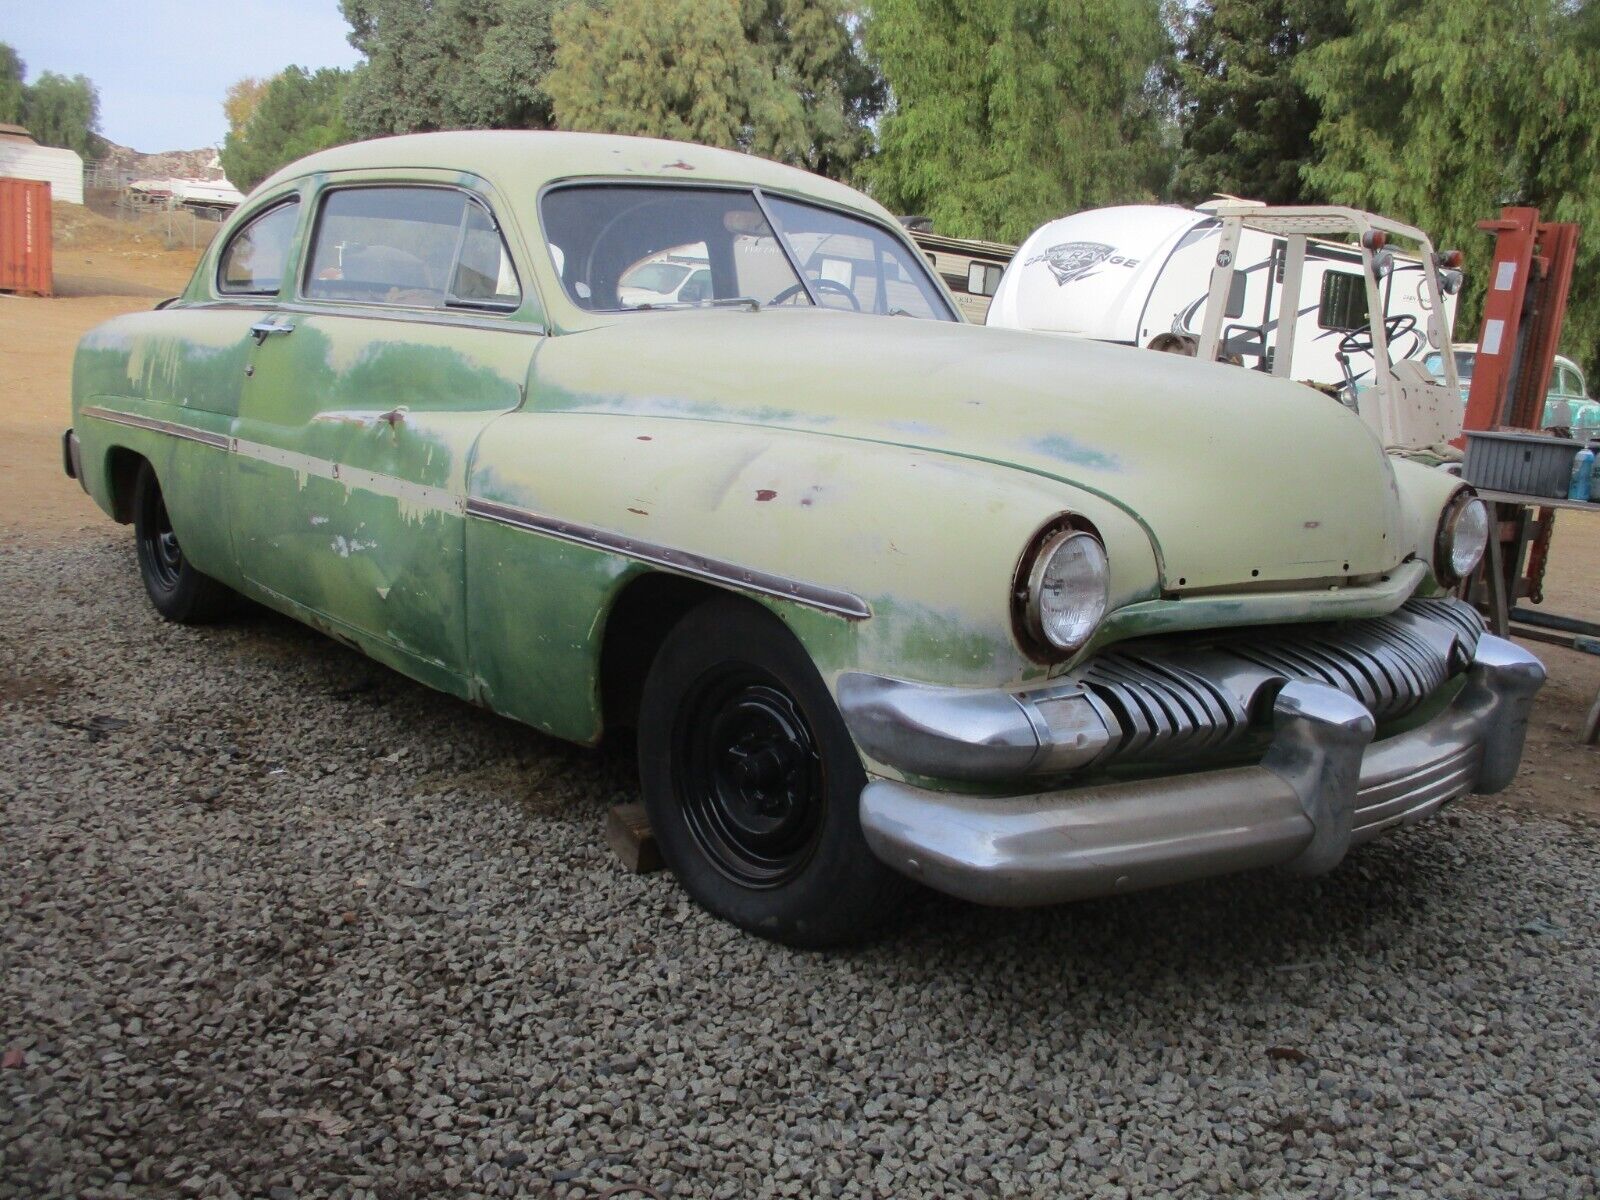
top-left (220, 66), bottom-right (351, 192)
top-left (747, 0), bottom-right (885, 177)
top-left (542, 0), bottom-right (880, 179)
top-left (1170, 0), bottom-right (1350, 205)
top-left (0, 44), bottom-right (25, 126)
top-left (863, 0), bottom-right (1174, 242)
top-left (339, 0), bottom-right (558, 136)
top-left (1298, 0), bottom-right (1600, 376)
top-left (21, 70), bottom-right (104, 157)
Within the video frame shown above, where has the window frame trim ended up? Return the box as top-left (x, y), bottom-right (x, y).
top-left (215, 196), bottom-right (303, 298)
top-left (297, 181), bottom-right (524, 317)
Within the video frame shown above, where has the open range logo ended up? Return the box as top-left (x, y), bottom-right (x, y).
top-left (1028, 241), bottom-right (1115, 286)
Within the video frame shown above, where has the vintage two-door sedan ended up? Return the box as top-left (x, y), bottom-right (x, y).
top-left (66, 132), bottom-right (1545, 946)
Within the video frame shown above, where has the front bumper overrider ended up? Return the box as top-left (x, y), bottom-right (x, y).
top-left (841, 630), bottom-right (1545, 907)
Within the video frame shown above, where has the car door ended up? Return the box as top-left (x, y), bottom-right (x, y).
top-left (230, 176), bottom-right (540, 691)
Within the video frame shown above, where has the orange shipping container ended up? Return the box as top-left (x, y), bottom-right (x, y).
top-left (0, 177), bottom-right (53, 297)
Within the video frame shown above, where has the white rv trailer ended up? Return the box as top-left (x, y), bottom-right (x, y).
top-left (987, 200), bottom-right (1464, 449)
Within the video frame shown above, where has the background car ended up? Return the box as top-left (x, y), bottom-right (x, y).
top-left (1426, 342), bottom-right (1599, 434)
top-left (616, 253), bottom-right (713, 308)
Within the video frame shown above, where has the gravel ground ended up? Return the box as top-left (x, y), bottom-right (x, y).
top-left (3, 534), bottom-right (1598, 1200)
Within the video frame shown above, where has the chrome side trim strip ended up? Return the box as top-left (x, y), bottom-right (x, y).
top-left (82, 406), bottom-right (231, 450)
top-left (232, 439), bottom-right (465, 516)
top-left (466, 497), bottom-right (872, 620)
top-left (81, 405), bottom-right (870, 620)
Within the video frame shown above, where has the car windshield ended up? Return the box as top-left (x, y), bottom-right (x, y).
top-left (1424, 349), bottom-right (1475, 384)
top-left (541, 184), bottom-right (955, 320)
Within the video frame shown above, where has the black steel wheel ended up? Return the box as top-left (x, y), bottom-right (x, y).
top-left (139, 487), bottom-right (184, 591)
top-left (638, 597), bottom-right (911, 947)
top-left (132, 461), bottom-right (232, 624)
top-left (673, 666), bottom-right (827, 888)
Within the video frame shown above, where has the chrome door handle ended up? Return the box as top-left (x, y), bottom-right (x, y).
top-left (250, 319), bottom-right (295, 344)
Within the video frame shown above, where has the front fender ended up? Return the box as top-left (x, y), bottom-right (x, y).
top-left (464, 411), bottom-right (1161, 739)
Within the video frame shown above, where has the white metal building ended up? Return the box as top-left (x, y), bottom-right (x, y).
top-left (0, 124), bottom-right (84, 204)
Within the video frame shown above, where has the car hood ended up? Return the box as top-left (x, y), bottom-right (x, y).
top-left (538, 308), bottom-right (1409, 592)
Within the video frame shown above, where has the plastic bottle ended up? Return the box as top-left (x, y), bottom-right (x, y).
top-left (1569, 446), bottom-right (1596, 501)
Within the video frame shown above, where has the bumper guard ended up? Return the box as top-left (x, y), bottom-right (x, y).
top-left (852, 634), bottom-right (1545, 906)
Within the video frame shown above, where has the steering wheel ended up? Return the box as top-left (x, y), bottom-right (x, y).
top-left (771, 277), bottom-right (862, 311)
top-left (1339, 313), bottom-right (1419, 358)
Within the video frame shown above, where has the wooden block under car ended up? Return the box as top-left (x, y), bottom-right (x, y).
top-left (606, 802), bottom-right (663, 874)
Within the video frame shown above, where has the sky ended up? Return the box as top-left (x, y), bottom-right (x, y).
top-left (3, 0), bottom-right (363, 151)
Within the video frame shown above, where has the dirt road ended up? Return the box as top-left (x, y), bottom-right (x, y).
top-left (1, 206), bottom-right (201, 538)
top-left (2, 206), bottom-right (1597, 817)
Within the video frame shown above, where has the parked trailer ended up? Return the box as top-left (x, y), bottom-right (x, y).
top-left (0, 177), bottom-right (53, 297)
top-left (987, 200), bottom-right (1459, 407)
top-left (903, 225), bottom-right (1016, 322)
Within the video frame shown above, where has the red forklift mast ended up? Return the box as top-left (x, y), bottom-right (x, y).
top-left (1460, 207), bottom-right (1583, 633)
top-left (1460, 207), bottom-right (1579, 437)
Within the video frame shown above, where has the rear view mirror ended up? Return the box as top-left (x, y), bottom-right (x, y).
top-left (1318, 270), bottom-right (1370, 332)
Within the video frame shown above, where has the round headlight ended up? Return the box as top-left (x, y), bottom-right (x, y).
top-left (1023, 530), bottom-right (1109, 653)
top-left (1436, 493), bottom-right (1489, 584)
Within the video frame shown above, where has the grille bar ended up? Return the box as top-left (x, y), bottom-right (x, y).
top-left (1078, 597), bottom-right (1482, 766)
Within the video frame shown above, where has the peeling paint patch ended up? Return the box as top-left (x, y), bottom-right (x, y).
top-left (756, 489), bottom-right (777, 502)
top-left (233, 439), bottom-right (465, 517)
top-left (330, 536), bottom-right (379, 558)
top-left (1030, 435), bottom-right (1124, 472)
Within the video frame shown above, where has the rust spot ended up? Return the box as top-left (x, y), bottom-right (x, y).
top-left (627, 507), bottom-right (649, 516)
top-left (755, 489), bottom-right (777, 502)
top-left (664, 160), bottom-right (696, 171)
top-left (636, 435), bottom-right (653, 441)
top-left (800, 497), bottom-right (813, 507)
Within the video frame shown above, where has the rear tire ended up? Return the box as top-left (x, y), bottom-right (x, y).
top-left (637, 597), bottom-right (911, 947)
top-left (133, 461), bottom-right (231, 624)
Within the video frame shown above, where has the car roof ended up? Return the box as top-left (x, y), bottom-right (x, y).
top-left (251, 130), bottom-right (888, 222)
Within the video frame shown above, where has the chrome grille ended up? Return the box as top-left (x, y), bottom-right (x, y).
top-left (1230, 611), bottom-right (1454, 719)
top-left (1079, 597), bottom-right (1482, 766)
top-left (1080, 657), bottom-right (1247, 761)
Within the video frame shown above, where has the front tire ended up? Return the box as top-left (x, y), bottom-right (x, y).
top-left (133, 461), bottom-right (231, 623)
top-left (637, 597), bottom-right (910, 947)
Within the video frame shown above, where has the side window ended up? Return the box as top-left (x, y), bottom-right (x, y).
top-left (965, 261), bottom-right (1003, 297)
top-left (450, 201), bottom-right (522, 309)
top-left (305, 186), bottom-right (520, 311)
top-left (764, 195), bottom-right (951, 319)
top-left (217, 200), bottom-right (300, 295)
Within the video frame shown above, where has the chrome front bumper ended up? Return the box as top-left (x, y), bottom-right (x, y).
top-left (850, 634), bottom-right (1545, 907)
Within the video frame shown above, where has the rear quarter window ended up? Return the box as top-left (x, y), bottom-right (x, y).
top-left (217, 200), bottom-right (301, 295)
